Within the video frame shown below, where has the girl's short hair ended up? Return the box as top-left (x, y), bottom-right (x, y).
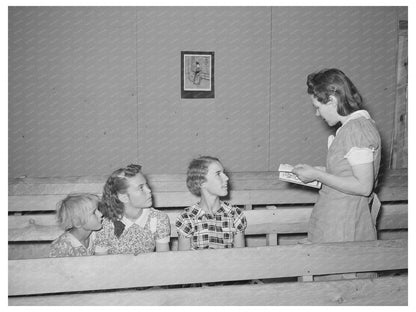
top-left (99, 164), bottom-right (142, 221)
top-left (186, 156), bottom-right (221, 197)
top-left (307, 68), bottom-right (363, 116)
top-left (56, 193), bottom-right (99, 230)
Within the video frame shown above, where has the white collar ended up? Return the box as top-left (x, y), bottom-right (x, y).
top-left (336, 110), bottom-right (371, 135)
top-left (195, 201), bottom-right (232, 216)
top-left (121, 209), bottom-right (150, 230)
top-left (66, 231), bottom-right (95, 248)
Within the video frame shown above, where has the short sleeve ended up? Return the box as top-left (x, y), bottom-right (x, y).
top-left (49, 235), bottom-right (73, 258)
top-left (154, 212), bottom-right (171, 243)
top-left (342, 118), bottom-right (380, 166)
top-left (344, 147), bottom-right (374, 166)
top-left (94, 219), bottom-right (112, 248)
top-left (232, 206), bottom-right (247, 232)
top-left (175, 212), bottom-right (194, 238)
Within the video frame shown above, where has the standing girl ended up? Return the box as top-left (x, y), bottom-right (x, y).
top-left (95, 164), bottom-right (171, 254)
top-left (176, 156), bottom-right (247, 250)
top-left (292, 68), bottom-right (381, 243)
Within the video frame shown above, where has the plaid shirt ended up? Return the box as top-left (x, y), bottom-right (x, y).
top-left (175, 201), bottom-right (247, 250)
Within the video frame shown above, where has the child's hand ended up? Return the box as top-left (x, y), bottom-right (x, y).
top-left (94, 246), bottom-right (109, 256)
top-left (292, 164), bottom-right (319, 183)
top-left (314, 166), bottom-right (326, 172)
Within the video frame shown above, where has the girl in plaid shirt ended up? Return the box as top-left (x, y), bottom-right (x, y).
top-left (176, 156), bottom-right (247, 250)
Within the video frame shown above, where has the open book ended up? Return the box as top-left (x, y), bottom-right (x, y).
top-left (278, 164), bottom-right (322, 189)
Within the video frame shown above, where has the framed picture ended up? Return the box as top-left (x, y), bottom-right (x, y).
top-left (181, 51), bottom-right (214, 98)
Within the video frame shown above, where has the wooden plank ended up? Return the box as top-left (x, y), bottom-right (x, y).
top-left (298, 276), bottom-right (314, 282)
top-left (8, 244), bottom-right (50, 260)
top-left (7, 236), bottom-right (269, 259)
top-left (9, 170), bottom-right (407, 199)
top-left (8, 208), bottom-right (310, 241)
top-left (8, 204), bottom-right (407, 242)
top-left (377, 204), bottom-right (408, 230)
top-left (8, 190), bottom-right (315, 212)
top-left (390, 33), bottom-right (408, 169)
top-left (8, 239), bottom-right (407, 296)
top-left (8, 192), bottom-right (199, 212)
top-left (8, 237), bottom-right (281, 260)
top-left (7, 172), bottom-right (278, 186)
top-left (265, 202), bottom-right (278, 245)
top-left (376, 186), bottom-right (408, 202)
top-left (9, 231), bottom-right (409, 260)
top-left (9, 195), bottom-right (68, 212)
top-left (266, 234), bottom-right (278, 246)
top-left (244, 204), bottom-right (253, 210)
top-left (8, 182), bottom-right (407, 213)
top-left (377, 170), bottom-right (407, 180)
top-left (8, 173), bottom-right (284, 195)
top-left (379, 230), bottom-right (407, 240)
top-left (8, 182), bottom-right (406, 203)
top-left (9, 276), bottom-right (407, 306)
top-left (9, 168), bottom-right (406, 185)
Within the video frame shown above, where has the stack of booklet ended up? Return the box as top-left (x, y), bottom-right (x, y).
top-left (278, 164), bottom-right (322, 189)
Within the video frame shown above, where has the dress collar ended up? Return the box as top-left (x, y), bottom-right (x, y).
top-left (66, 231), bottom-right (95, 248)
top-left (192, 201), bottom-right (231, 217)
top-left (121, 208), bottom-right (150, 230)
top-left (336, 110), bottom-right (371, 135)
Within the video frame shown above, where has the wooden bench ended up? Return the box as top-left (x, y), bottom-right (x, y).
top-left (8, 168), bottom-right (408, 259)
top-left (8, 169), bottom-right (408, 305)
top-left (9, 239), bottom-right (407, 305)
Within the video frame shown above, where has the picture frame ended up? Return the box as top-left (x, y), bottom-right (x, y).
top-left (181, 51), bottom-right (214, 99)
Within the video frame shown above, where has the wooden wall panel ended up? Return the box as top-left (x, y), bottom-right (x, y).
top-left (270, 7), bottom-right (398, 171)
top-left (8, 7), bottom-right (406, 177)
top-left (136, 7), bottom-right (271, 173)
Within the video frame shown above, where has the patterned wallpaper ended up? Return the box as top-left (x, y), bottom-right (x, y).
top-left (8, 6), bottom-right (404, 177)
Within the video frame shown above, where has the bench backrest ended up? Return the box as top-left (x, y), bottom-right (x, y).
top-left (9, 169), bottom-right (408, 210)
top-left (8, 169), bottom-right (408, 259)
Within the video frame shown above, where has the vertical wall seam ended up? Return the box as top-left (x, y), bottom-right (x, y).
top-left (389, 8), bottom-right (401, 169)
top-left (268, 6), bottom-right (273, 170)
top-left (135, 9), bottom-right (140, 162)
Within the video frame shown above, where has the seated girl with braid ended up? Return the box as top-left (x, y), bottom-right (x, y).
top-left (95, 164), bottom-right (171, 255)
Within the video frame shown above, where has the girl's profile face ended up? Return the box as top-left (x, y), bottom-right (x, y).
top-left (201, 161), bottom-right (229, 197)
top-left (124, 173), bottom-right (152, 209)
top-left (82, 207), bottom-right (103, 231)
top-left (311, 95), bottom-right (339, 127)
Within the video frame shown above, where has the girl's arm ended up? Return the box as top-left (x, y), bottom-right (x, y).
top-left (178, 235), bottom-right (191, 251)
top-left (232, 205), bottom-right (247, 248)
top-left (153, 212), bottom-right (171, 252)
top-left (156, 242), bottom-right (170, 252)
top-left (234, 231), bottom-right (245, 248)
top-left (293, 162), bottom-right (374, 196)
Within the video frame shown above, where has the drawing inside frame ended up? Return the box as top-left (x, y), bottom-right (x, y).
top-left (181, 51), bottom-right (214, 98)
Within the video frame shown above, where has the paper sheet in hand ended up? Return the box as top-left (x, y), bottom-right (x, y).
top-left (278, 164), bottom-right (322, 189)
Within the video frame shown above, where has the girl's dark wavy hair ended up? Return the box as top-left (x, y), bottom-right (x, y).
top-left (186, 156), bottom-right (220, 197)
top-left (307, 68), bottom-right (363, 116)
top-left (99, 164), bottom-right (142, 221)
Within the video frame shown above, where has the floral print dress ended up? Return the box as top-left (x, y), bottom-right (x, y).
top-left (95, 208), bottom-right (171, 255)
top-left (49, 231), bottom-right (96, 257)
